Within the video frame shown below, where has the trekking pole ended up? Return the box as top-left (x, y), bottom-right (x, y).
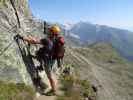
top-left (43, 21), bottom-right (47, 34)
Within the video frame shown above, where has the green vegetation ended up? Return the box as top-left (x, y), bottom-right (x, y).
top-left (0, 81), bottom-right (35, 100)
top-left (74, 42), bottom-right (126, 64)
top-left (16, 0), bottom-right (29, 17)
top-left (0, 0), bottom-right (29, 16)
top-left (57, 74), bottom-right (96, 100)
top-left (89, 43), bottom-right (125, 63)
top-left (0, 0), bottom-right (6, 7)
top-left (74, 42), bottom-right (133, 66)
top-left (24, 0), bottom-right (30, 17)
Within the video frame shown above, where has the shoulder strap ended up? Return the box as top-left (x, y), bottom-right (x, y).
top-left (57, 36), bottom-right (65, 45)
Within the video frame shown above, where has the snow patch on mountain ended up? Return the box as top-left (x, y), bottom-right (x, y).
top-left (69, 33), bottom-right (80, 39)
top-left (63, 22), bottom-right (74, 30)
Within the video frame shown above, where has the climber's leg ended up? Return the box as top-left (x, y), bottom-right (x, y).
top-left (44, 58), bottom-right (56, 92)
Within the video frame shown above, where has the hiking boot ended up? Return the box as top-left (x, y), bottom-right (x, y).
top-left (45, 89), bottom-right (57, 96)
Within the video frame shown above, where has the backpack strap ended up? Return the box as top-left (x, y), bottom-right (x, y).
top-left (58, 36), bottom-right (65, 45)
top-left (52, 36), bottom-right (65, 59)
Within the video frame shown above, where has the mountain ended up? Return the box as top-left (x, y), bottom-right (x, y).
top-left (62, 22), bottom-right (74, 30)
top-left (65, 21), bottom-right (133, 61)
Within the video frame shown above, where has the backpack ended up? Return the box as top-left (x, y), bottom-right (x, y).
top-left (36, 38), bottom-right (53, 60)
top-left (52, 36), bottom-right (65, 60)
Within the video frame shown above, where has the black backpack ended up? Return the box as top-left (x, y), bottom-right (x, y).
top-left (36, 38), bottom-right (53, 60)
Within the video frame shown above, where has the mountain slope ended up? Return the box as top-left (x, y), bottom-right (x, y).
top-left (64, 43), bottom-right (133, 100)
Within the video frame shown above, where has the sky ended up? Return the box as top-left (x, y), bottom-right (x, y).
top-left (29, 0), bottom-right (133, 31)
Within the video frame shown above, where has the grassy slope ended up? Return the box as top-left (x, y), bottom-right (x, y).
top-left (74, 42), bottom-right (133, 99)
top-left (75, 42), bottom-right (128, 64)
top-left (0, 81), bottom-right (35, 100)
top-left (57, 70), bottom-right (96, 100)
top-left (88, 42), bottom-right (125, 63)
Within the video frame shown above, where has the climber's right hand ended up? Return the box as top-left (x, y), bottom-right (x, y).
top-left (14, 34), bottom-right (23, 40)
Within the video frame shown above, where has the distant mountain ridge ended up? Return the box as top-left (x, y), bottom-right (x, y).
top-left (62, 21), bottom-right (133, 61)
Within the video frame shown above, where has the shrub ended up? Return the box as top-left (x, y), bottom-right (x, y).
top-left (57, 74), bottom-right (96, 100)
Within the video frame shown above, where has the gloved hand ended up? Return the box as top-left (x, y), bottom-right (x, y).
top-left (15, 34), bottom-right (23, 40)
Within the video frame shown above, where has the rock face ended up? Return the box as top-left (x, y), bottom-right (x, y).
top-left (0, 0), bottom-right (42, 84)
top-left (0, 0), bottom-right (31, 31)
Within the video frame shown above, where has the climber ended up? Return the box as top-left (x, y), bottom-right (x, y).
top-left (16, 25), bottom-right (65, 95)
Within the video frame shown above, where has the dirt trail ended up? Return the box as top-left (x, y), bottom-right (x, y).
top-left (34, 67), bottom-right (63, 100)
top-left (34, 95), bottom-right (56, 100)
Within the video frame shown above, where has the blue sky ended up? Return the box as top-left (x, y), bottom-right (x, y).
top-left (29, 0), bottom-right (133, 31)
